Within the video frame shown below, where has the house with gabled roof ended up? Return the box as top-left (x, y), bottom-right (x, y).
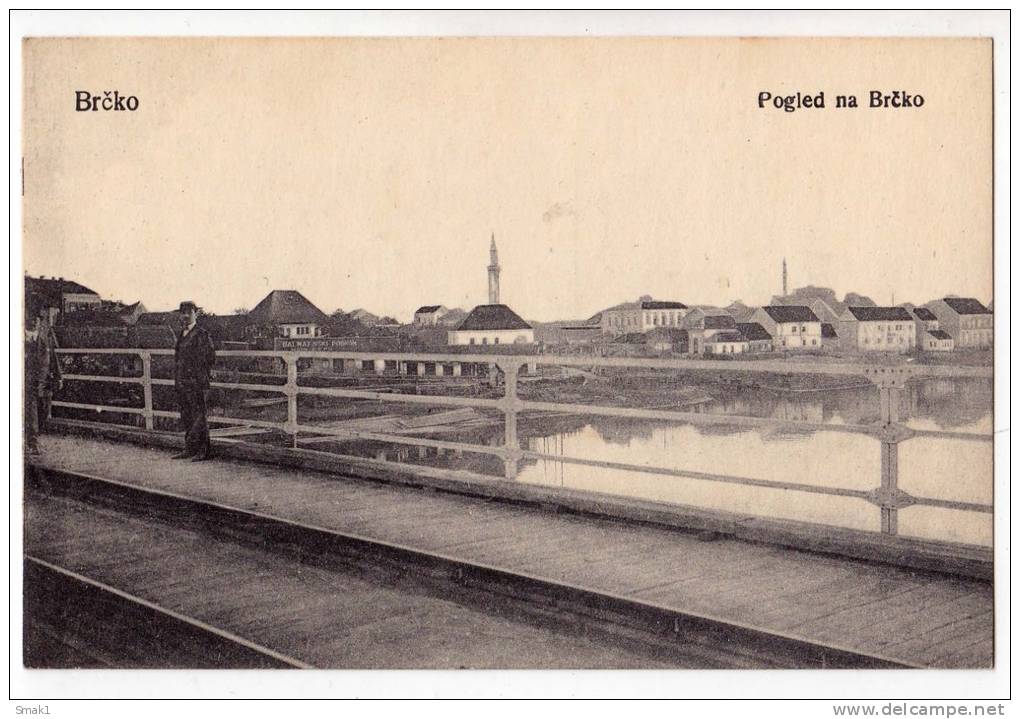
top-left (247, 290), bottom-right (330, 340)
top-left (838, 306), bottom-right (916, 352)
top-left (447, 304), bottom-right (534, 347)
top-left (414, 305), bottom-right (449, 326)
top-left (25, 275), bottom-right (102, 314)
top-left (704, 331), bottom-right (750, 355)
top-left (736, 322), bottom-right (774, 352)
top-left (749, 306), bottom-right (822, 350)
top-left (927, 297), bottom-right (993, 349)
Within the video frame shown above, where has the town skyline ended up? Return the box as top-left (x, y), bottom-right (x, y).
top-left (23, 259), bottom-right (992, 326)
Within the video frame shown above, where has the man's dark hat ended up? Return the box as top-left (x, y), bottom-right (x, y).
top-left (179, 301), bottom-right (199, 313)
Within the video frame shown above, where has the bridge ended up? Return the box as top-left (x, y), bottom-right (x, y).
top-left (24, 347), bottom-right (994, 669)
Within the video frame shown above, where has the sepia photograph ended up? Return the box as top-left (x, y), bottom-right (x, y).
top-left (9, 9), bottom-right (1010, 708)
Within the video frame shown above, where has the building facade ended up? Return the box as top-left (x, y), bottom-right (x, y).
top-left (601, 300), bottom-right (688, 335)
top-left (927, 298), bottom-right (993, 349)
top-left (705, 331), bottom-right (750, 354)
top-left (736, 322), bottom-right (774, 352)
top-left (246, 289), bottom-right (330, 341)
top-left (749, 306), bottom-right (822, 350)
top-left (26, 276), bottom-right (102, 314)
top-left (447, 304), bottom-right (534, 346)
top-left (839, 306), bottom-right (916, 352)
top-left (414, 305), bottom-right (448, 326)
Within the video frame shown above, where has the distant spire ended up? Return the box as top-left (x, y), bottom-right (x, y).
top-left (488, 233), bottom-right (501, 304)
top-left (782, 258), bottom-right (788, 297)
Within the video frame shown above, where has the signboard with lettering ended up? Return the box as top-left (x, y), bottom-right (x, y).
top-left (274, 336), bottom-right (401, 352)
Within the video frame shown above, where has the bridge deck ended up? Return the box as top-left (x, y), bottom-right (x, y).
top-left (29, 434), bottom-right (993, 668)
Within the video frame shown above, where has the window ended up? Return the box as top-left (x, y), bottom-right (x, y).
top-left (811, 339), bottom-right (817, 346)
top-left (792, 325), bottom-right (799, 333)
top-left (801, 325), bottom-right (806, 332)
top-left (482, 337), bottom-right (488, 345)
top-left (469, 338), bottom-right (475, 345)
top-left (494, 337), bottom-right (500, 345)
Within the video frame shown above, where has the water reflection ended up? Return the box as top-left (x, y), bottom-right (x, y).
top-left (291, 377), bottom-right (993, 548)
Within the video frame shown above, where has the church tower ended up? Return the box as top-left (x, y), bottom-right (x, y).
top-left (488, 233), bottom-right (501, 304)
top-left (782, 258), bottom-right (788, 297)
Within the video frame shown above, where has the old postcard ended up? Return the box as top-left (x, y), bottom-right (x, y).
top-left (11, 12), bottom-right (1007, 705)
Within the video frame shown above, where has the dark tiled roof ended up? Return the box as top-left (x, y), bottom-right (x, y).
top-left (928, 329), bottom-right (953, 340)
top-left (415, 305), bottom-right (444, 314)
top-left (248, 290), bottom-right (330, 326)
top-left (612, 332), bottom-right (646, 344)
top-left (707, 331), bottom-right (747, 343)
top-left (737, 322), bottom-right (772, 341)
top-left (847, 306), bottom-right (913, 322)
top-left (913, 307), bottom-right (937, 321)
top-left (942, 297), bottom-right (992, 315)
top-left (821, 323), bottom-right (838, 338)
top-left (641, 300), bottom-right (687, 310)
top-left (457, 304), bottom-right (532, 331)
top-left (26, 276), bottom-right (98, 297)
top-left (704, 315), bottom-right (737, 330)
top-left (761, 306), bottom-right (819, 323)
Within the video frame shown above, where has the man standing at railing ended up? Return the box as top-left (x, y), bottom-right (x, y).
top-left (24, 293), bottom-right (62, 458)
top-left (173, 301), bottom-right (215, 461)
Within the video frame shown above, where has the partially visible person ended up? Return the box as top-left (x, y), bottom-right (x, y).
top-left (25, 295), bottom-right (62, 457)
top-left (173, 301), bottom-right (216, 461)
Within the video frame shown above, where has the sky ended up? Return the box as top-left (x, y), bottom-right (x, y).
top-left (23, 37), bottom-right (992, 321)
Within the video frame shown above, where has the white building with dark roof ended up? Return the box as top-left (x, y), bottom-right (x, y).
top-left (414, 305), bottom-right (448, 326)
top-left (600, 300), bottom-right (688, 335)
top-left (247, 289), bottom-right (330, 339)
top-left (927, 297), bottom-right (993, 348)
top-left (749, 306), bottom-right (822, 350)
top-left (838, 306), bottom-right (916, 352)
top-left (447, 304), bottom-right (535, 346)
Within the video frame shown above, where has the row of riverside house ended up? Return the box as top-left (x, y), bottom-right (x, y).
top-left (593, 295), bottom-right (992, 356)
top-left (26, 271), bottom-right (993, 359)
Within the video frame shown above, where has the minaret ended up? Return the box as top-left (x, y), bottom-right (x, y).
top-left (488, 233), bottom-right (501, 304)
top-left (782, 258), bottom-right (788, 297)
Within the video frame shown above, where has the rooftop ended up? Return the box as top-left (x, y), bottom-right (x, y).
top-left (641, 300), bottom-right (687, 310)
top-left (26, 275), bottom-right (98, 299)
top-left (415, 305), bottom-right (445, 314)
top-left (248, 290), bottom-right (330, 326)
top-left (942, 297), bottom-right (992, 315)
top-left (928, 329), bottom-right (953, 340)
top-left (456, 304), bottom-right (533, 332)
top-left (846, 306), bottom-right (914, 322)
top-left (704, 315), bottom-right (738, 330)
top-left (707, 331), bottom-right (747, 344)
top-left (760, 306), bottom-right (820, 323)
top-left (913, 308), bottom-right (938, 321)
top-left (736, 322), bottom-right (772, 341)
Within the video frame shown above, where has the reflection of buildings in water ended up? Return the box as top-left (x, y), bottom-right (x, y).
top-left (589, 417), bottom-right (659, 446)
top-left (769, 397), bottom-right (824, 424)
top-left (910, 378), bottom-right (993, 430)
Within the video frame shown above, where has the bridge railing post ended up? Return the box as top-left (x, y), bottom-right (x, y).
top-left (498, 358), bottom-right (523, 480)
top-left (879, 382), bottom-right (901, 535)
top-left (140, 351), bottom-right (154, 430)
top-left (284, 353), bottom-right (298, 448)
